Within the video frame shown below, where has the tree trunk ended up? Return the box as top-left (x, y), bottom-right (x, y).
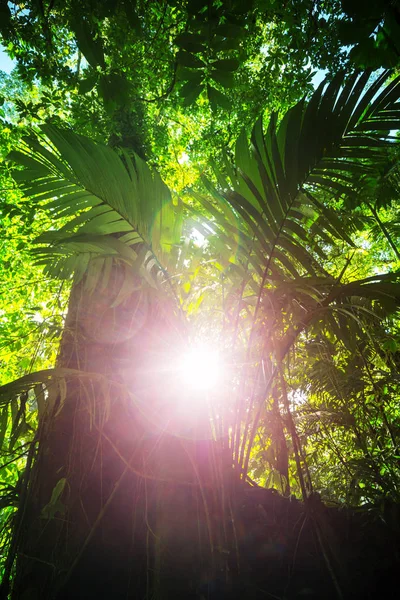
top-left (11, 266), bottom-right (232, 600)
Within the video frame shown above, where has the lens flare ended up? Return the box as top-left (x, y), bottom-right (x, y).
top-left (179, 344), bottom-right (221, 392)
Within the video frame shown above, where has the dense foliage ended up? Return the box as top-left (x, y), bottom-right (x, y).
top-left (0, 0), bottom-right (400, 597)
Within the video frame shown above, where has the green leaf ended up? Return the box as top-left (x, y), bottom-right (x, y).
top-left (210, 69), bottom-right (234, 88)
top-left (348, 70), bottom-right (390, 130)
top-left (215, 24), bottom-right (245, 38)
top-left (207, 85), bottom-right (231, 111)
top-left (176, 50), bottom-right (205, 69)
top-left (0, 406), bottom-right (8, 449)
top-left (70, 17), bottom-right (105, 69)
top-left (180, 77), bottom-right (203, 96)
top-left (123, 2), bottom-right (142, 35)
top-left (174, 34), bottom-right (206, 53)
top-left (79, 74), bottom-right (98, 94)
top-left (0, 2), bottom-right (12, 37)
top-left (41, 478), bottom-right (67, 520)
top-left (177, 66), bottom-right (204, 82)
top-left (338, 18), bottom-right (376, 45)
top-left (98, 74), bottom-right (131, 113)
top-left (211, 58), bottom-right (240, 72)
top-left (182, 83), bottom-right (204, 106)
top-left (210, 38), bottom-right (241, 51)
top-left (175, 33), bottom-right (206, 47)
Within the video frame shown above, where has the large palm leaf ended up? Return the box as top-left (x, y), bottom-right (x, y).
top-left (193, 70), bottom-right (400, 280)
top-left (8, 126), bottom-right (183, 295)
top-left (187, 70), bottom-right (400, 477)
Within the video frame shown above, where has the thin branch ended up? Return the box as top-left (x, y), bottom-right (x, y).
top-left (138, 60), bottom-right (178, 103)
top-left (366, 201), bottom-right (400, 261)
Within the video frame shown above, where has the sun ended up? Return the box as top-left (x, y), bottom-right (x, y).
top-left (136, 340), bottom-right (228, 437)
top-left (179, 343), bottom-right (222, 393)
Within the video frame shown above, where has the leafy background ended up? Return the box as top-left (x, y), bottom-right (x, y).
top-left (0, 0), bottom-right (400, 590)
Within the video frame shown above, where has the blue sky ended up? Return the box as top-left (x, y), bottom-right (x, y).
top-left (0, 47), bottom-right (15, 74)
top-left (312, 69), bottom-right (328, 88)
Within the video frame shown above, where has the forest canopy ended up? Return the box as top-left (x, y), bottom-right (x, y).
top-left (1, 1), bottom-right (400, 596)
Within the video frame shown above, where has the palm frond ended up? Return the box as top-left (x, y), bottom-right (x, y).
top-left (8, 126), bottom-right (182, 293)
top-left (0, 368), bottom-right (129, 423)
top-left (195, 70), bottom-right (400, 279)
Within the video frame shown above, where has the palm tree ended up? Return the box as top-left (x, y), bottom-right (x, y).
top-left (1, 69), bottom-right (400, 599)
top-left (193, 69), bottom-right (400, 495)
